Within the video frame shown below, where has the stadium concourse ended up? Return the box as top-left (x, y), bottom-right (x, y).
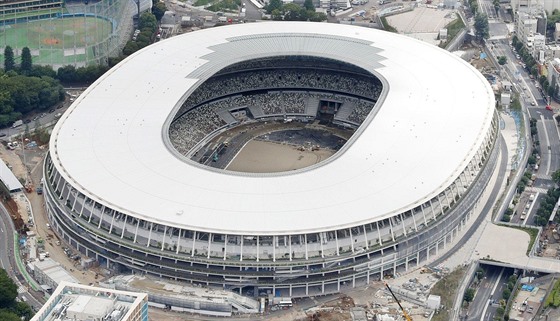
top-left (44, 22), bottom-right (498, 313)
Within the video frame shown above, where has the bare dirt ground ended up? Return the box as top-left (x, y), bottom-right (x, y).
top-left (386, 6), bottom-right (456, 34)
top-left (0, 140), bottom-right (100, 286)
top-left (226, 140), bottom-right (334, 173)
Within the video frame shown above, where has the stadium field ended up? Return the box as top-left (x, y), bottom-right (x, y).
top-left (0, 16), bottom-right (113, 66)
top-left (226, 140), bottom-right (334, 173)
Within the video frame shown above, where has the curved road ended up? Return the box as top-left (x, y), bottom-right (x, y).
top-left (429, 133), bottom-right (508, 267)
top-left (0, 201), bottom-right (43, 310)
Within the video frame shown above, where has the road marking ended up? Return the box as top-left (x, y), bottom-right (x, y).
top-left (540, 115), bottom-right (552, 175)
top-left (480, 268), bottom-right (504, 321)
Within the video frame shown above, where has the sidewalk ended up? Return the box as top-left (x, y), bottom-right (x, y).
top-left (430, 111), bottom-right (528, 271)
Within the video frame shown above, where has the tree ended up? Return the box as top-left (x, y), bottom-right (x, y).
top-left (464, 288), bottom-right (475, 303)
top-left (3, 46), bottom-right (14, 72)
top-left (12, 301), bottom-right (33, 321)
top-left (57, 65), bottom-right (77, 83)
top-left (502, 288), bottom-right (511, 300)
top-left (0, 311), bottom-right (21, 321)
top-left (552, 169), bottom-right (560, 186)
top-left (476, 268), bottom-right (485, 279)
top-left (123, 41), bottom-right (140, 56)
top-left (0, 269), bottom-right (17, 308)
top-left (492, 0), bottom-right (500, 14)
top-left (138, 12), bottom-right (157, 32)
top-left (303, 0), bottom-right (315, 11)
top-left (498, 56), bottom-right (507, 65)
top-left (271, 8), bottom-right (283, 20)
top-left (283, 3), bottom-right (307, 21)
top-left (474, 13), bottom-right (489, 41)
top-left (309, 11), bottom-right (327, 21)
top-left (152, 2), bottom-right (167, 21)
top-left (29, 65), bottom-right (56, 78)
top-left (495, 306), bottom-right (505, 317)
top-left (549, 75), bottom-right (557, 100)
top-left (266, 0), bottom-right (282, 14)
top-left (20, 47), bottom-right (32, 73)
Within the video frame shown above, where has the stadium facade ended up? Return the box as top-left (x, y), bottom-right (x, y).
top-left (44, 22), bottom-right (498, 300)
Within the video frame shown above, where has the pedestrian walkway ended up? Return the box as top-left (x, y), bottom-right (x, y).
top-left (535, 173), bottom-right (550, 180)
top-left (428, 112), bottom-right (523, 270)
top-left (528, 186), bottom-right (549, 194)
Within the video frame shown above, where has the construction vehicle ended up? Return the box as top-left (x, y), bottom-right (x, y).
top-left (384, 282), bottom-right (413, 321)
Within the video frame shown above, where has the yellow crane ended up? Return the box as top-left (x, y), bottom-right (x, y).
top-left (384, 282), bottom-right (413, 321)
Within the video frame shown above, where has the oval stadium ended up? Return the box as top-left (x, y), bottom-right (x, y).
top-left (44, 22), bottom-right (499, 300)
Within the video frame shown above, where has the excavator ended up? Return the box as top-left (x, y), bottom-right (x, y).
top-left (384, 282), bottom-right (413, 321)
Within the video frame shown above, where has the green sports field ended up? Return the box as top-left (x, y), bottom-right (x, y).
top-left (0, 16), bottom-right (113, 66)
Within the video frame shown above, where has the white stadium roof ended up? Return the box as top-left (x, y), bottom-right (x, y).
top-left (50, 22), bottom-right (495, 235)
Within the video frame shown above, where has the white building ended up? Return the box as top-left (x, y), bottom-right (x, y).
top-left (516, 11), bottom-right (538, 47)
top-left (427, 294), bottom-right (441, 310)
top-left (511, 0), bottom-right (541, 9)
top-left (501, 92), bottom-right (511, 108)
top-left (555, 23), bottom-right (560, 42)
top-left (31, 258), bottom-right (79, 290)
top-left (547, 58), bottom-right (560, 99)
top-left (547, 45), bottom-right (560, 60)
top-left (529, 33), bottom-right (546, 61)
top-left (31, 282), bottom-right (148, 321)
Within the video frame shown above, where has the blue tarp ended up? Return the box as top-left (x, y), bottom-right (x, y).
top-left (521, 284), bottom-right (535, 292)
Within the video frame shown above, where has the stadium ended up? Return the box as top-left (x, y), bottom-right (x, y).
top-left (44, 22), bottom-right (498, 303)
top-left (0, 0), bottom-right (148, 67)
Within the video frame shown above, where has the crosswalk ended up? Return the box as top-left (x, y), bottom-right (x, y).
top-left (535, 173), bottom-right (550, 180)
top-left (17, 286), bottom-right (27, 294)
top-left (527, 186), bottom-right (549, 194)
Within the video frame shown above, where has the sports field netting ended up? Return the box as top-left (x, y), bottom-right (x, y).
top-left (0, 0), bottom-right (137, 68)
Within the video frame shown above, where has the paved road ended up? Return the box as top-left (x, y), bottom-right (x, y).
top-left (0, 99), bottom-right (73, 139)
top-left (429, 134), bottom-right (507, 267)
top-left (0, 201), bottom-right (43, 311)
top-left (466, 265), bottom-right (503, 321)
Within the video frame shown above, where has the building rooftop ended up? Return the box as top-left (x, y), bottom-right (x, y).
top-left (100, 275), bottom-right (259, 316)
top-left (31, 281), bottom-right (147, 321)
top-left (49, 22), bottom-right (495, 235)
top-left (33, 258), bottom-right (79, 286)
top-left (0, 157), bottom-right (23, 192)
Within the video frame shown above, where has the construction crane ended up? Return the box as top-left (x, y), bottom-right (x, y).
top-left (384, 282), bottom-right (413, 321)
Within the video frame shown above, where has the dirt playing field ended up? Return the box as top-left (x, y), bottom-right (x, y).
top-left (226, 140), bottom-right (335, 173)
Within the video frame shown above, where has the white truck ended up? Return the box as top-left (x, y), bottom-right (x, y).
top-left (11, 120), bottom-right (23, 128)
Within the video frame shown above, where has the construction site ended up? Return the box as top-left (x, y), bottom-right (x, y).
top-left (537, 223), bottom-right (560, 260)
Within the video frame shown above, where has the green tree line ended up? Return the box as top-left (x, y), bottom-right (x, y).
top-left (0, 269), bottom-right (33, 321)
top-left (122, 12), bottom-right (160, 56)
top-left (533, 170), bottom-right (560, 227)
top-left (265, 0), bottom-right (327, 21)
top-left (0, 44), bottom-right (114, 127)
